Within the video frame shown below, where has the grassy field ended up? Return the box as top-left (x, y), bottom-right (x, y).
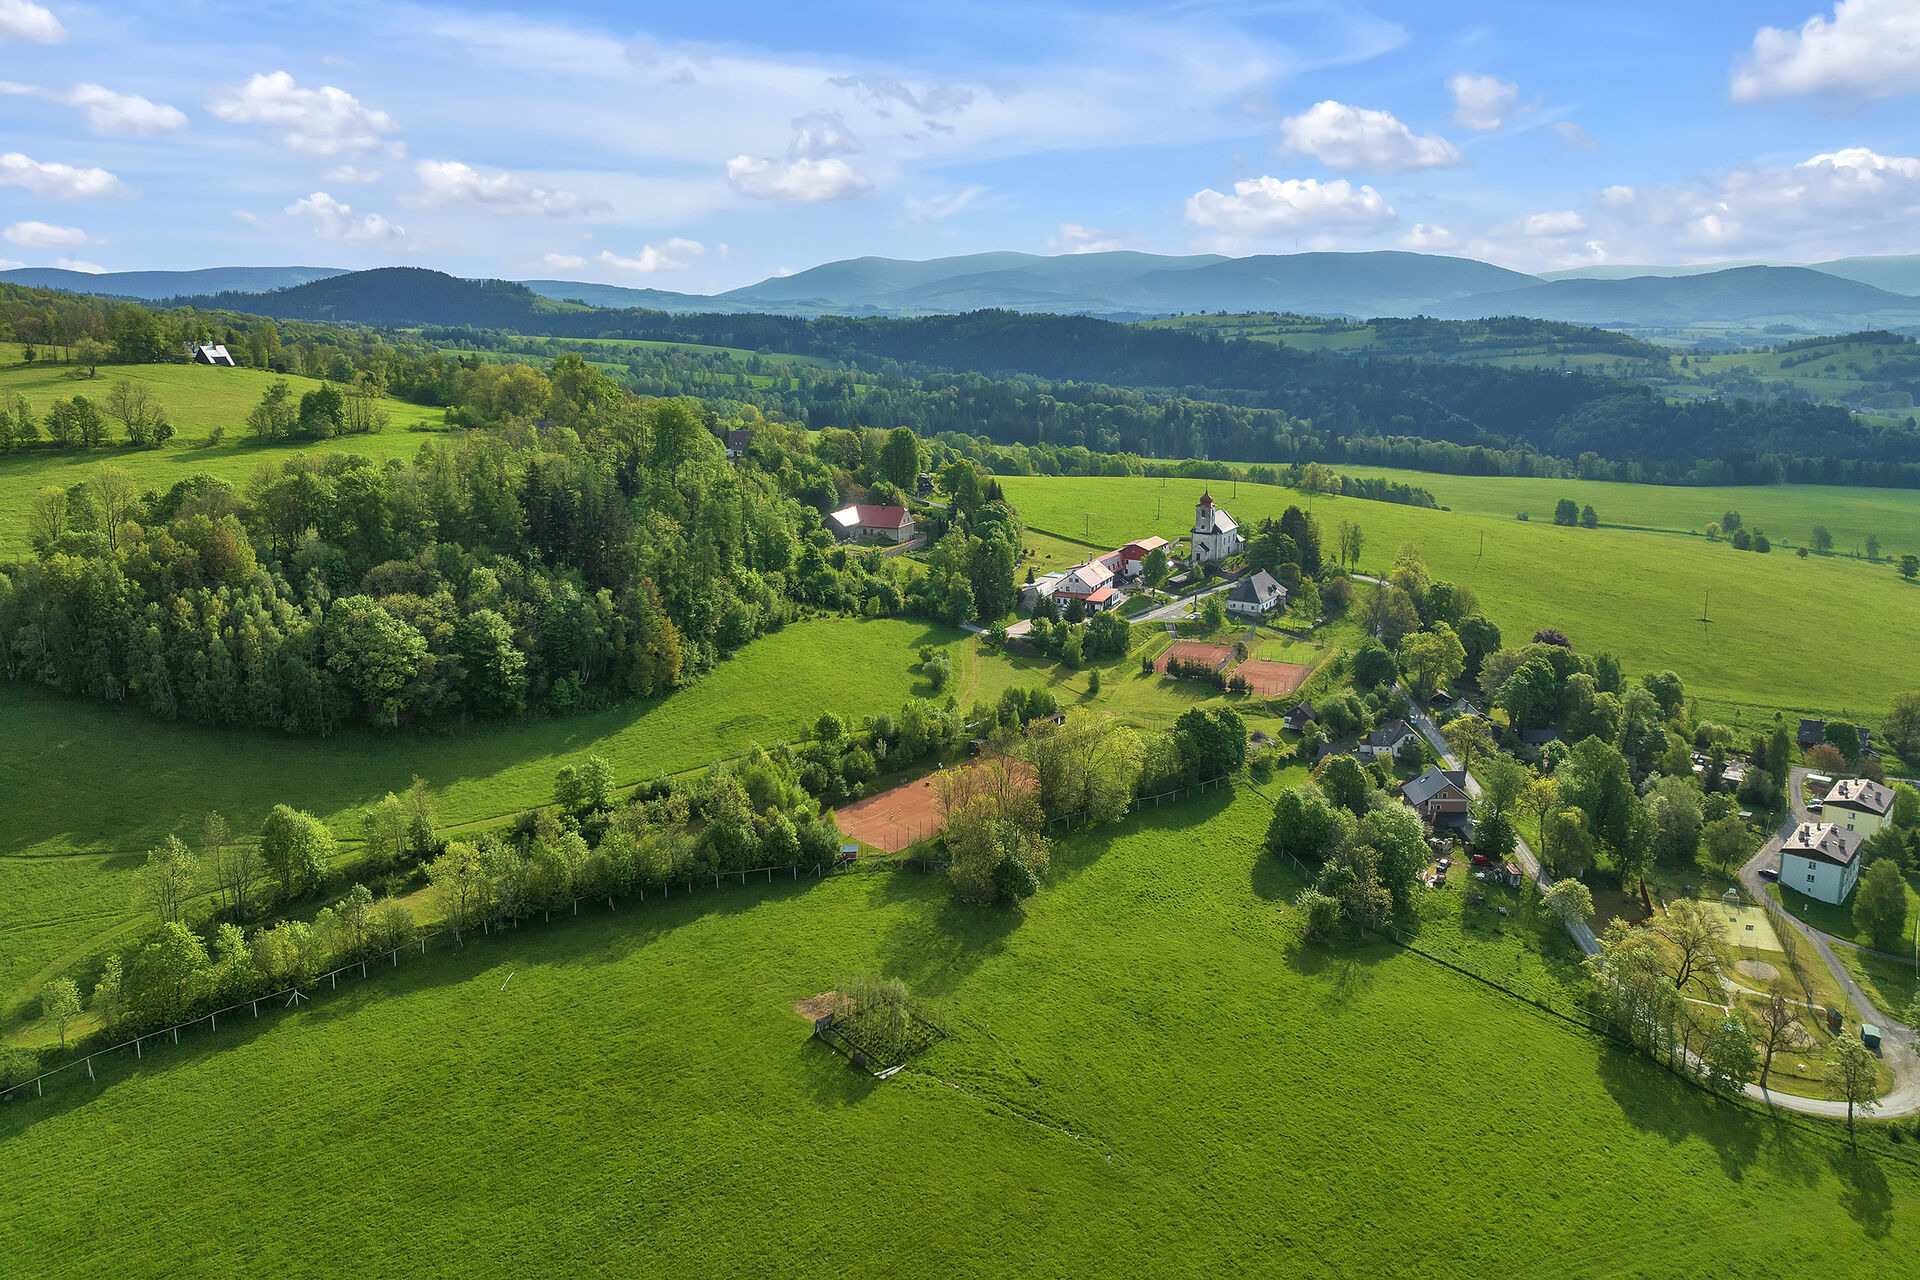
top-left (1325, 464), bottom-right (1920, 555)
top-left (0, 353), bottom-right (445, 556)
top-left (3, 783), bottom-right (1915, 1278)
top-left (0, 617), bottom-right (1013, 1025)
top-left (999, 475), bottom-right (1919, 728)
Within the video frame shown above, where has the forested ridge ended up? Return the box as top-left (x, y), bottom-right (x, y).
top-left (145, 270), bottom-right (1920, 485)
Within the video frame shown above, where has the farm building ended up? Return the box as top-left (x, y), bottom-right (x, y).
top-left (1822, 778), bottom-right (1895, 837)
top-left (192, 343), bottom-right (236, 366)
top-left (1189, 491), bottom-right (1242, 564)
top-left (1020, 572), bottom-right (1068, 611)
top-left (828, 504), bottom-right (916, 544)
top-left (1225, 570), bottom-right (1287, 617)
top-left (1402, 767), bottom-right (1471, 833)
top-left (1778, 822), bottom-right (1864, 905)
top-left (1358, 719), bottom-right (1419, 762)
top-left (1116, 536), bottom-right (1170, 580)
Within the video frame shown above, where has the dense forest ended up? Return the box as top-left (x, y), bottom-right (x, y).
top-left (0, 348), bottom-right (1030, 733)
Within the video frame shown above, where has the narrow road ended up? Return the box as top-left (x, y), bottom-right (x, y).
top-left (1737, 766), bottom-right (1920, 1117)
top-left (1401, 690), bottom-right (1599, 957)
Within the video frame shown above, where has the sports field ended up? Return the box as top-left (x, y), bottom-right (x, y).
top-left (2, 784), bottom-right (1914, 1278)
top-left (999, 475), bottom-right (1919, 726)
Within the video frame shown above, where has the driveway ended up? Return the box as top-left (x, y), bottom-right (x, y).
top-left (1402, 691), bottom-right (1599, 957)
top-left (1737, 766), bottom-right (1919, 1117)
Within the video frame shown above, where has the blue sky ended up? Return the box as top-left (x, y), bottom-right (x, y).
top-left (2, 0), bottom-right (1917, 288)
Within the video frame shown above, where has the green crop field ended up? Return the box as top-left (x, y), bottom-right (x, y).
top-left (0, 355), bottom-right (446, 557)
top-left (3, 784), bottom-right (1914, 1278)
top-left (998, 475), bottom-right (1919, 730)
top-left (0, 617), bottom-right (1011, 1025)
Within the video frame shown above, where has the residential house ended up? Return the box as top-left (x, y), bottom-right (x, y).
top-left (192, 343), bottom-right (236, 366)
top-left (1519, 728), bottom-right (1564, 749)
top-left (1282, 703), bottom-right (1318, 734)
top-left (1189, 491), bottom-right (1242, 564)
top-left (1822, 778), bottom-right (1895, 837)
top-left (1798, 718), bottom-right (1825, 749)
top-left (1020, 572), bottom-right (1068, 612)
top-left (828, 504), bottom-right (916, 544)
top-left (1778, 822), bottom-right (1865, 905)
top-left (1051, 558), bottom-right (1122, 611)
top-left (1358, 719), bottom-right (1419, 763)
top-left (724, 428), bottom-right (755, 459)
top-left (1116, 536), bottom-right (1170, 581)
top-left (1402, 767), bottom-right (1472, 834)
top-left (1225, 569), bottom-right (1287, 617)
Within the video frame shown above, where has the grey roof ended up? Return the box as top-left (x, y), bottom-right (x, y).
top-left (1520, 728), bottom-right (1563, 746)
top-left (1780, 823), bottom-right (1864, 868)
top-left (1824, 777), bottom-right (1895, 816)
top-left (1228, 570), bottom-right (1285, 604)
top-left (1284, 702), bottom-right (1318, 724)
top-left (1401, 767), bottom-right (1468, 807)
top-left (1362, 719), bottom-right (1417, 749)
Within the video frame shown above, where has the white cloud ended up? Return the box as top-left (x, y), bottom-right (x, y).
top-left (54, 257), bottom-right (104, 273)
top-left (599, 238), bottom-right (706, 273)
top-left (1522, 210), bottom-right (1588, 235)
top-left (1277, 100), bottom-right (1460, 173)
top-left (1599, 184), bottom-right (1637, 207)
top-left (905, 185), bottom-right (987, 222)
top-left (0, 152), bottom-right (125, 198)
top-left (1047, 222), bottom-right (1129, 254)
top-left (0, 81), bottom-right (190, 135)
top-left (325, 164), bottom-right (382, 183)
top-left (726, 155), bottom-right (870, 202)
top-left (0, 257), bottom-right (21, 270)
top-left (212, 72), bottom-right (400, 156)
top-left (790, 111), bottom-right (862, 159)
top-left (1399, 222), bottom-right (1458, 250)
top-left (4, 220), bottom-right (89, 248)
top-left (0, 0), bottom-right (63, 44)
top-left (1732, 0), bottom-right (1920, 101)
top-left (1447, 73), bottom-right (1519, 131)
top-left (1553, 121), bottom-right (1599, 151)
top-left (285, 191), bottom-right (405, 241)
top-left (232, 210), bottom-right (272, 229)
top-left (1185, 176), bottom-right (1397, 236)
top-left (412, 160), bottom-right (589, 216)
top-left (542, 252), bottom-right (587, 271)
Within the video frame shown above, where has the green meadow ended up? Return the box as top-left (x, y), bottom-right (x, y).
top-left (999, 474), bottom-right (1919, 730)
top-left (3, 784), bottom-right (1914, 1279)
top-left (0, 354), bottom-right (444, 556)
top-left (0, 618), bottom-right (1009, 1024)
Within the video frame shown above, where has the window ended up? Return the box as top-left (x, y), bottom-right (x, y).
top-left (1807, 874), bottom-right (1816, 884)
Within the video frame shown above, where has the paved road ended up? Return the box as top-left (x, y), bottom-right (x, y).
top-left (1402, 691), bottom-right (1600, 957)
top-left (1736, 766), bottom-right (1920, 1117)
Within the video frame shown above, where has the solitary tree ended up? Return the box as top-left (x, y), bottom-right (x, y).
top-left (1655, 898), bottom-right (1725, 992)
top-left (135, 835), bottom-right (199, 926)
top-left (1853, 858), bottom-right (1908, 951)
top-left (1899, 554), bottom-right (1919, 581)
top-left (1542, 878), bottom-right (1594, 929)
top-left (1825, 1033), bottom-right (1880, 1147)
top-left (41, 977), bottom-right (82, 1049)
top-left (1754, 982), bottom-right (1797, 1091)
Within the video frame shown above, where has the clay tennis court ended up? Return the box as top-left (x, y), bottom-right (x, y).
top-left (832, 759), bottom-right (1035, 853)
top-left (1233, 658), bottom-right (1313, 697)
top-left (1155, 641), bottom-right (1235, 675)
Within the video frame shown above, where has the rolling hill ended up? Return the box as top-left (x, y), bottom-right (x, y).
top-left (1443, 266), bottom-right (1920, 331)
top-left (0, 265), bottom-right (346, 299)
top-left (162, 267), bottom-right (590, 328)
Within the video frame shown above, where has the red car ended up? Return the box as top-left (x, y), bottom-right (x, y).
top-left (1470, 853), bottom-right (1493, 868)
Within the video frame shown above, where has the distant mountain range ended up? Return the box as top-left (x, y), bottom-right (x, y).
top-left (9, 251), bottom-right (1920, 337)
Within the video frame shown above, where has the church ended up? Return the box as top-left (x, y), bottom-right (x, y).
top-left (1189, 490), bottom-right (1242, 563)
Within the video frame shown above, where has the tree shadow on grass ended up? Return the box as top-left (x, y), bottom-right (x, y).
top-left (1829, 1146), bottom-right (1894, 1238)
top-left (874, 890), bottom-right (1023, 1001)
top-left (1594, 1041), bottom-right (1769, 1180)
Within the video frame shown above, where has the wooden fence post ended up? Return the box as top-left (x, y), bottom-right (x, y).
top-left (135, 1037), bottom-right (141, 1059)
top-left (86, 1057), bottom-right (94, 1082)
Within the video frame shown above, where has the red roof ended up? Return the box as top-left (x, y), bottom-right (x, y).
top-left (1120, 536), bottom-right (1169, 558)
top-left (1085, 586), bottom-right (1118, 605)
top-left (831, 504), bottom-right (912, 529)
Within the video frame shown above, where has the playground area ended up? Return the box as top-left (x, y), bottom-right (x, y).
top-left (1155, 641), bottom-right (1234, 675)
top-left (1233, 658), bottom-right (1312, 697)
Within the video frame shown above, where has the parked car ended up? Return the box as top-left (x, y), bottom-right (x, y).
top-left (1806, 799), bottom-right (1824, 813)
top-left (1470, 853), bottom-right (1493, 868)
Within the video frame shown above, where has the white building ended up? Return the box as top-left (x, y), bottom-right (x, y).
top-left (1778, 822), bottom-right (1864, 905)
top-left (1225, 569), bottom-right (1286, 617)
top-left (1822, 778), bottom-right (1895, 837)
top-left (192, 343), bottom-right (236, 366)
top-left (1190, 491), bottom-right (1241, 564)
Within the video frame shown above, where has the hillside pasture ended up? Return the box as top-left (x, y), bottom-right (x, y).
top-left (999, 475), bottom-right (1918, 725)
top-left (2, 785), bottom-right (1915, 1278)
top-left (0, 618), bottom-right (995, 1023)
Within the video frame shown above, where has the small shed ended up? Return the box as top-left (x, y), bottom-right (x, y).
top-left (1862, 1024), bottom-right (1881, 1051)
